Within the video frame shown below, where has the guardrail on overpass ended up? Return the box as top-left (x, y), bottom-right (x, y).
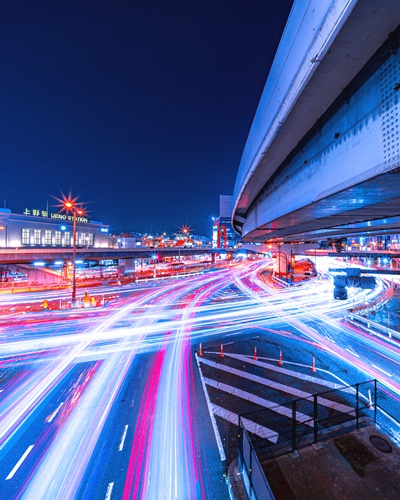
top-left (0, 247), bottom-right (233, 265)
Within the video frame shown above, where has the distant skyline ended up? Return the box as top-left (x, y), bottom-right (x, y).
top-left (0, 0), bottom-right (294, 236)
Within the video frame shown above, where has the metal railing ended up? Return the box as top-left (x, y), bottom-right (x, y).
top-left (346, 313), bottom-right (400, 340)
top-left (238, 427), bottom-right (275, 500)
top-left (238, 380), bottom-right (381, 462)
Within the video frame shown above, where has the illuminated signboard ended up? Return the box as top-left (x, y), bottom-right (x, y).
top-left (23, 209), bottom-right (88, 223)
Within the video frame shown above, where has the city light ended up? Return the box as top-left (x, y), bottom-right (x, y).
top-left (61, 196), bottom-right (86, 307)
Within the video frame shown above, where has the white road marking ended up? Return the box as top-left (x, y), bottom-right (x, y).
top-left (199, 357), bottom-right (354, 414)
top-left (118, 425), bottom-right (128, 451)
top-left (47, 402), bottom-right (64, 423)
top-left (204, 377), bottom-right (313, 426)
top-left (345, 348), bottom-right (359, 358)
top-left (6, 445), bottom-right (34, 480)
top-left (372, 364), bottom-right (392, 377)
top-left (195, 353), bottom-right (226, 461)
top-left (105, 482), bottom-right (114, 500)
top-left (215, 353), bottom-right (344, 389)
top-left (212, 404), bottom-right (279, 444)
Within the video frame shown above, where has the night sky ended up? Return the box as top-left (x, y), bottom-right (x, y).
top-left (1, 0), bottom-right (293, 236)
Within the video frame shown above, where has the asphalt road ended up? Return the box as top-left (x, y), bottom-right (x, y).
top-left (0, 258), bottom-right (399, 499)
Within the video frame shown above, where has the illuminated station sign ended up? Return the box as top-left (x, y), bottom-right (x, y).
top-left (23, 208), bottom-right (89, 224)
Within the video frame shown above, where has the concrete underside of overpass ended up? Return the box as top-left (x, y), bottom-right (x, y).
top-left (244, 168), bottom-right (400, 242)
top-left (234, 0), bottom-right (400, 243)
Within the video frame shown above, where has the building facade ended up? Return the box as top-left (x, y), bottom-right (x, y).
top-left (212, 195), bottom-right (240, 248)
top-left (0, 207), bottom-right (109, 248)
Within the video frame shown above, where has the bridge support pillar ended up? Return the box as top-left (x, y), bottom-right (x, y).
top-left (119, 258), bottom-right (135, 273)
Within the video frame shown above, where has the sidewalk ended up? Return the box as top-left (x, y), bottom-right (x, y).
top-left (258, 425), bottom-right (400, 499)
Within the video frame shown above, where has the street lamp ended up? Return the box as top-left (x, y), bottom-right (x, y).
top-left (63, 200), bottom-right (85, 307)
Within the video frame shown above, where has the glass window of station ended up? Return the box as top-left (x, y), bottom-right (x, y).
top-left (19, 228), bottom-right (96, 247)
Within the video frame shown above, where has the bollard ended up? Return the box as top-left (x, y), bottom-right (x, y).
top-left (219, 343), bottom-right (224, 358)
top-left (199, 343), bottom-right (203, 357)
top-left (278, 349), bottom-right (283, 366)
top-left (253, 346), bottom-right (257, 360)
top-left (311, 355), bottom-right (316, 373)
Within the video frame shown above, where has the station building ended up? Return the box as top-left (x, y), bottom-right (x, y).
top-left (0, 207), bottom-right (109, 248)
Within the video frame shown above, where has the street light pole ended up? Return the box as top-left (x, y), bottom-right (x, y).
top-left (63, 199), bottom-right (84, 308)
top-left (72, 210), bottom-right (77, 306)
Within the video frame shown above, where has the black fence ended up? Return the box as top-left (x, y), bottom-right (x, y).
top-left (238, 379), bottom-right (400, 499)
top-left (238, 427), bottom-right (275, 500)
top-left (239, 380), bottom-right (378, 462)
top-left (237, 380), bottom-right (383, 499)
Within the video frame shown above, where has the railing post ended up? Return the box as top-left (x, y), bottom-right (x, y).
top-left (249, 440), bottom-right (253, 493)
top-left (313, 394), bottom-right (318, 444)
top-left (292, 400), bottom-right (297, 451)
top-left (374, 379), bottom-right (377, 423)
top-left (237, 415), bottom-right (242, 466)
top-left (355, 383), bottom-right (359, 430)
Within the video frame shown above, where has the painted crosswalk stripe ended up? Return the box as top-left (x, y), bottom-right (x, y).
top-left (205, 377), bottom-right (313, 426)
top-left (6, 445), bottom-right (34, 480)
top-left (219, 353), bottom-right (344, 389)
top-left (199, 357), bottom-right (354, 414)
top-left (212, 404), bottom-right (279, 443)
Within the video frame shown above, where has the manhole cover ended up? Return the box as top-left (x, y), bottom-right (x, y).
top-left (369, 435), bottom-right (392, 453)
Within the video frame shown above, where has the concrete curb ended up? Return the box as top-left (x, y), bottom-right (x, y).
top-left (228, 458), bottom-right (247, 500)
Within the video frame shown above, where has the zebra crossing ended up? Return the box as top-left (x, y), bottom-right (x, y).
top-left (196, 349), bottom-right (355, 451)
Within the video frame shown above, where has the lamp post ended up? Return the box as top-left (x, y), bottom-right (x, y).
top-left (63, 201), bottom-right (84, 307)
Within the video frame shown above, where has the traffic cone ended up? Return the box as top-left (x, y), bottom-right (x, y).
top-left (278, 350), bottom-right (283, 366)
top-left (199, 343), bottom-right (203, 357)
top-left (253, 346), bottom-right (257, 360)
top-left (311, 355), bottom-right (316, 373)
top-left (219, 343), bottom-right (224, 358)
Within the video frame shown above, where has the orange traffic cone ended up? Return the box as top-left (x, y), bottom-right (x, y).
top-left (253, 346), bottom-right (257, 360)
top-left (219, 343), bottom-right (224, 358)
top-left (311, 355), bottom-right (316, 373)
top-left (278, 350), bottom-right (283, 366)
top-left (199, 343), bottom-right (203, 357)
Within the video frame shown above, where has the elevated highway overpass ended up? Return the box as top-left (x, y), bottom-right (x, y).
top-left (0, 247), bottom-right (231, 266)
top-left (233, 0), bottom-right (400, 243)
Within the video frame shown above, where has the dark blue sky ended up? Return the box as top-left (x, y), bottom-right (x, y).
top-left (0, 0), bottom-right (293, 235)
